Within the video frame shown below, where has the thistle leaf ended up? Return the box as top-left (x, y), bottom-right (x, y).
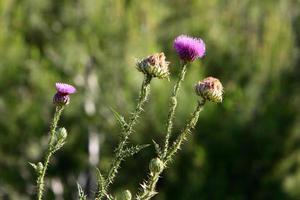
top-left (95, 168), bottom-right (105, 198)
top-left (121, 144), bottom-right (150, 158)
top-left (110, 107), bottom-right (128, 131)
top-left (52, 141), bottom-right (66, 152)
top-left (29, 162), bottom-right (37, 170)
top-left (77, 183), bottom-right (87, 200)
top-left (152, 140), bottom-right (162, 157)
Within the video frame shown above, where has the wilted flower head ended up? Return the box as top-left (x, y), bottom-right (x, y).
top-left (195, 77), bottom-right (223, 103)
top-left (174, 35), bottom-right (206, 62)
top-left (53, 83), bottom-right (76, 106)
top-left (136, 52), bottom-right (170, 79)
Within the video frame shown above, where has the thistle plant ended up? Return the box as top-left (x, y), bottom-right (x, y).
top-left (135, 35), bottom-right (223, 200)
top-left (31, 83), bottom-right (76, 200)
top-left (162, 35), bottom-right (206, 159)
top-left (30, 35), bottom-right (223, 200)
top-left (94, 52), bottom-right (171, 199)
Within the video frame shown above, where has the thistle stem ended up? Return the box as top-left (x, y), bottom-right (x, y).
top-left (136, 172), bottom-right (160, 200)
top-left (165, 99), bottom-right (205, 162)
top-left (136, 100), bottom-right (205, 200)
top-left (37, 105), bottom-right (64, 200)
top-left (162, 62), bottom-right (187, 158)
top-left (96, 75), bottom-right (152, 200)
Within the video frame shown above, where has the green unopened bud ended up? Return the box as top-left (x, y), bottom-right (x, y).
top-left (195, 77), bottom-right (223, 103)
top-left (149, 158), bottom-right (164, 174)
top-left (170, 97), bottom-right (177, 106)
top-left (37, 162), bottom-right (43, 175)
top-left (136, 52), bottom-right (170, 79)
top-left (115, 190), bottom-right (132, 200)
top-left (56, 127), bottom-right (67, 141)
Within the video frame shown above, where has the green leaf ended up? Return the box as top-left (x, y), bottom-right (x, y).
top-left (95, 168), bottom-right (105, 198)
top-left (152, 140), bottom-right (162, 157)
top-left (28, 162), bottom-right (37, 170)
top-left (110, 107), bottom-right (128, 131)
top-left (121, 144), bottom-right (150, 158)
top-left (77, 183), bottom-right (87, 200)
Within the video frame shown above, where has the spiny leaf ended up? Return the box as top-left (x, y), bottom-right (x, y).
top-left (110, 107), bottom-right (128, 131)
top-left (152, 140), bottom-right (162, 157)
top-left (29, 162), bottom-right (37, 170)
top-left (77, 183), bottom-right (87, 200)
top-left (121, 144), bottom-right (150, 158)
top-left (95, 168), bottom-right (106, 198)
top-left (53, 141), bottom-right (66, 152)
top-left (105, 193), bottom-right (114, 200)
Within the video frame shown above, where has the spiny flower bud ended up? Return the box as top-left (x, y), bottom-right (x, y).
top-left (149, 158), bottom-right (164, 174)
top-left (53, 82), bottom-right (76, 106)
top-left (136, 52), bottom-right (170, 79)
top-left (195, 77), bottom-right (223, 103)
top-left (37, 162), bottom-right (44, 175)
top-left (115, 190), bottom-right (132, 200)
top-left (56, 127), bottom-right (67, 141)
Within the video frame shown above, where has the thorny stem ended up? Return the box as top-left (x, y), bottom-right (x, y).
top-left (37, 106), bottom-right (64, 200)
top-left (165, 99), bottom-right (205, 162)
top-left (136, 100), bottom-right (206, 200)
top-left (163, 62), bottom-right (187, 159)
top-left (96, 75), bottom-right (152, 200)
top-left (136, 172), bottom-right (160, 200)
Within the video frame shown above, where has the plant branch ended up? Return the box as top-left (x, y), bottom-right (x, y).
top-left (37, 105), bottom-right (64, 200)
top-left (165, 99), bottom-right (205, 163)
top-left (135, 100), bottom-right (205, 200)
top-left (162, 62), bottom-right (187, 158)
top-left (96, 75), bottom-right (152, 200)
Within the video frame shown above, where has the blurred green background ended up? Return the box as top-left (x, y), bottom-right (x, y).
top-left (1, 0), bottom-right (300, 199)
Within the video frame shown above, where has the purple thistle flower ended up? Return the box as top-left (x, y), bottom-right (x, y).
top-left (173, 35), bottom-right (206, 62)
top-left (53, 83), bottom-right (76, 106)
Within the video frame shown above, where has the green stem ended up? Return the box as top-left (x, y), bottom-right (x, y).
top-left (37, 106), bottom-right (64, 200)
top-left (162, 62), bottom-right (187, 158)
top-left (136, 172), bottom-right (160, 200)
top-left (96, 75), bottom-right (152, 200)
top-left (165, 99), bottom-right (205, 163)
top-left (136, 100), bottom-right (205, 200)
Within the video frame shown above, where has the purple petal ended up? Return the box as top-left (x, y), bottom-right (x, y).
top-left (173, 35), bottom-right (206, 62)
top-left (55, 82), bottom-right (76, 95)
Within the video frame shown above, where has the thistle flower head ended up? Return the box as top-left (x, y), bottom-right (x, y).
top-left (136, 52), bottom-right (170, 79)
top-left (174, 35), bottom-right (206, 62)
top-left (195, 77), bottom-right (223, 103)
top-left (53, 82), bottom-right (76, 106)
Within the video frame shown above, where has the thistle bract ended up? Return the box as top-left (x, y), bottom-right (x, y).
top-left (174, 35), bottom-right (206, 62)
top-left (53, 93), bottom-right (70, 106)
top-left (195, 77), bottom-right (223, 103)
top-left (136, 52), bottom-right (170, 79)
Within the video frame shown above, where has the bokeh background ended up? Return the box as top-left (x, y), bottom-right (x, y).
top-left (1, 0), bottom-right (300, 199)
